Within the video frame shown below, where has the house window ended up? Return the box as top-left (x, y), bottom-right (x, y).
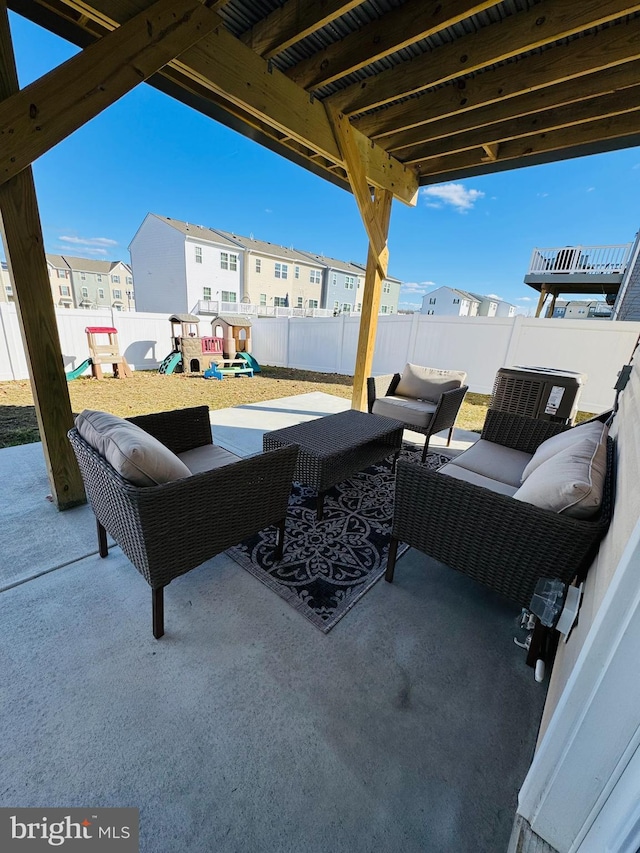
top-left (383, 282), bottom-right (390, 294)
top-left (345, 276), bottom-right (355, 289)
top-left (5, 285), bottom-right (13, 296)
top-left (81, 287), bottom-right (88, 298)
top-left (297, 296), bottom-right (303, 308)
top-left (274, 296), bottom-right (287, 307)
top-left (57, 268), bottom-right (68, 278)
top-left (221, 252), bottom-right (238, 271)
top-left (260, 293), bottom-right (266, 305)
top-left (126, 276), bottom-right (133, 285)
top-left (275, 262), bottom-right (288, 279)
top-left (453, 298), bottom-right (460, 304)
top-left (113, 289), bottom-right (122, 300)
top-left (333, 301), bottom-right (340, 310)
top-left (80, 272), bottom-right (86, 281)
top-left (381, 305), bottom-right (389, 314)
top-left (59, 285), bottom-right (70, 296)
top-left (111, 275), bottom-right (120, 284)
top-left (255, 259), bottom-right (261, 273)
top-left (97, 275), bottom-right (102, 283)
top-left (342, 303), bottom-right (351, 313)
top-left (221, 291), bottom-right (237, 302)
top-left (98, 288), bottom-right (104, 299)
top-left (308, 299), bottom-right (318, 308)
top-left (195, 246), bottom-right (202, 264)
top-left (332, 274), bottom-right (337, 286)
top-left (294, 266), bottom-right (300, 279)
top-left (310, 269), bottom-right (321, 284)
top-left (203, 287), bottom-right (211, 301)
top-left (429, 297), bottom-right (436, 304)
top-left (356, 303), bottom-right (362, 312)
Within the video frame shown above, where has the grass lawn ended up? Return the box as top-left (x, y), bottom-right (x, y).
top-left (0, 366), bottom-right (493, 448)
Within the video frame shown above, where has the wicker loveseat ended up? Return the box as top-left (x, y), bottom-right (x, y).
top-left (68, 406), bottom-right (298, 638)
top-left (385, 409), bottom-right (614, 608)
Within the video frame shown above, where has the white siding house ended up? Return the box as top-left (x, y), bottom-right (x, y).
top-left (129, 214), bottom-right (243, 314)
top-left (421, 287), bottom-right (481, 316)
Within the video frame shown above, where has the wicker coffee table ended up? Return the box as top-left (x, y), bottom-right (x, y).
top-left (263, 409), bottom-right (405, 519)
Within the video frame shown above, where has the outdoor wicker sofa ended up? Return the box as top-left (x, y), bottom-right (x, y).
top-left (68, 405), bottom-right (298, 638)
top-left (385, 409), bottom-right (614, 609)
top-left (367, 364), bottom-right (468, 461)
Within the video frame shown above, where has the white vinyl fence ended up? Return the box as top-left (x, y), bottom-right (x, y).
top-left (1, 304), bottom-right (638, 413)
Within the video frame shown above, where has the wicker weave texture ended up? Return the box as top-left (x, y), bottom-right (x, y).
top-left (263, 409), bottom-right (404, 493)
top-left (392, 435), bottom-right (614, 609)
top-left (481, 409), bottom-right (568, 454)
top-left (68, 407), bottom-right (298, 590)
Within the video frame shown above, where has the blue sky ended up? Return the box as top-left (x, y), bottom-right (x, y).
top-left (6, 11), bottom-right (640, 313)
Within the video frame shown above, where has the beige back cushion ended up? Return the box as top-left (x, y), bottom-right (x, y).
top-left (395, 363), bottom-right (466, 402)
top-left (513, 437), bottom-right (607, 518)
top-left (521, 420), bottom-right (608, 481)
top-left (76, 409), bottom-right (192, 487)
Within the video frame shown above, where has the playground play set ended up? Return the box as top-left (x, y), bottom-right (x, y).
top-left (159, 314), bottom-right (260, 379)
top-left (66, 327), bottom-right (132, 381)
top-left (66, 316), bottom-right (260, 382)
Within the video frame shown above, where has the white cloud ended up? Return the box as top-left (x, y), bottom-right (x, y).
top-left (587, 187), bottom-right (595, 192)
top-left (486, 293), bottom-right (502, 300)
top-left (58, 244), bottom-right (108, 256)
top-left (516, 296), bottom-right (533, 302)
top-left (537, 192), bottom-right (549, 198)
top-left (421, 183), bottom-right (485, 212)
top-left (633, 164), bottom-right (640, 170)
top-left (398, 302), bottom-right (422, 311)
top-left (401, 280), bottom-right (436, 296)
top-left (265, 208), bottom-right (273, 214)
top-left (59, 235), bottom-right (118, 247)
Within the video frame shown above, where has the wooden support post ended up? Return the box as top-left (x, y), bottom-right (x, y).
top-left (548, 292), bottom-right (558, 318)
top-left (326, 105), bottom-right (395, 411)
top-left (535, 285), bottom-right (550, 318)
top-left (0, 2), bottom-right (85, 509)
top-left (351, 189), bottom-right (393, 411)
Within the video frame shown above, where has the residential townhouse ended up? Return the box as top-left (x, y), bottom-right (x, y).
top-left (44, 255), bottom-right (135, 310)
top-left (468, 292), bottom-right (517, 317)
top-left (130, 213), bottom-right (403, 315)
top-left (421, 287), bottom-right (481, 316)
top-left (214, 231), bottom-right (323, 311)
top-left (129, 214), bottom-right (243, 314)
top-left (0, 259), bottom-right (12, 303)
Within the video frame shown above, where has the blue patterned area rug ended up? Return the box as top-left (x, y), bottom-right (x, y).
top-left (226, 446), bottom-right (450, 632)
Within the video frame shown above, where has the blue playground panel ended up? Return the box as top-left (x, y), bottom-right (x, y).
top-left (204, 362), bottom-right (254, 380)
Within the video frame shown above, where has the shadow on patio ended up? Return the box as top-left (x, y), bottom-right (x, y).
top-left (0, 393), bottom-right (545, 853)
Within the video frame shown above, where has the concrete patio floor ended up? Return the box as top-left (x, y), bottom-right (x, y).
top-left (0, 394), bottom-right (545, 852)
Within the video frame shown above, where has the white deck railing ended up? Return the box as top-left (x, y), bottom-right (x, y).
top-left (196, 300), bottom-right (334, 318)
top-left (527, 244), bottom-right (632, 275)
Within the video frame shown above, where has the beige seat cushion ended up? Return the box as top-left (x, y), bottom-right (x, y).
top-left (513, 438), bottom-right (607, 518)
top-left (395, 363), bottom-right (466, 402)
top-left (76, 409), bottom-right (191, 487)
top-left (372, 395), bottom-right (437, 429)
top-left (438, 462), bottom-right (519, 497)
top-left (449, 439), bottom-right (532, 488)
top-left (178, 444), bottom-right (241, 474)
top-left (521, 420), bottom-right (608, 481)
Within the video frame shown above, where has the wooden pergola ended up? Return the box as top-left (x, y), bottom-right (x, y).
top-left (2, 0), bottom-right (640, 508)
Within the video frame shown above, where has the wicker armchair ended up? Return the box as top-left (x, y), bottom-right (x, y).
top-left (367, 371), bottom-right (468, 461)
top-left (385, 410), bottom-right (614, 609)
top-left (68, 406), bottom-right (298, 638)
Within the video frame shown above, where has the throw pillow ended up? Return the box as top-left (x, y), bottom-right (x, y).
top-left (513, 437), bottom-right (607, 518)
top-left (521, 420), bottom-right (608, 482)
top-left (75, 409), bottom-right (192, 487)
top-left (395, 363), bottom-right (466, 402)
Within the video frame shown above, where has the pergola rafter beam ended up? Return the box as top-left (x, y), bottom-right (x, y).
top-left (287, 0), bottom-right (500, 91)
top-left (240, 0), bottom-right (361, 60)
top-left (382, 60), bottom-right (640, 155)
top-left (328, 0), bottom-right (640, 116)
top-left (355, 16), bottom-right (640, 142)
top-left (413, 109), bottom-right (640, 178)
top-left (400, 84), bottom-right (640, 164)
top-left (0, 0), bottom-right (220, 184)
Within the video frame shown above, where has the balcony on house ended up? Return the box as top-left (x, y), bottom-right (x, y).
top-left (524, 244), bottom-right (633, 316)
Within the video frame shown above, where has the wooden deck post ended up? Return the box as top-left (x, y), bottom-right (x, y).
top-left (535, 285), bottom-right (550, 318)
top-left (0, 2), bottom-right (85, 509)
top-left (326, 106), bottom-right (394, 411)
